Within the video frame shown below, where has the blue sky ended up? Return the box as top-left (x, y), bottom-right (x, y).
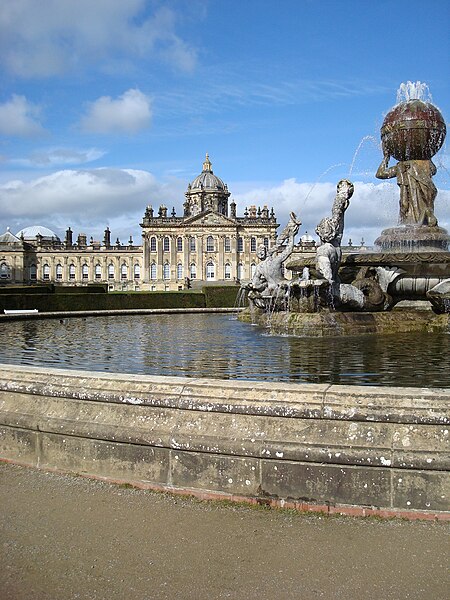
top-left (1, 0), bottom-right (449, 245)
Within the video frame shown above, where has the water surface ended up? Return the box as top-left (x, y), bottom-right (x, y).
top-left (2, 313), bottom-right (449, 387)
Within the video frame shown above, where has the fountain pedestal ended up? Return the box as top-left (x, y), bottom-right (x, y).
top-left (375, 225), bottom-right (450, 253)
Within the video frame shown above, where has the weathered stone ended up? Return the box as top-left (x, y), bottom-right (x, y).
top-left (170, 450), bottom-right (260, 495)
top-left (392, 470), bottom-right (449, 511)
top-left (0, 364), bottom-right (448, 516)
top-left (261, 461), bottom-right (392, 508)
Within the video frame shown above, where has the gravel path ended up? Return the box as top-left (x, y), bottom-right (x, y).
top-left (1, 462), bottom-right (448, 600)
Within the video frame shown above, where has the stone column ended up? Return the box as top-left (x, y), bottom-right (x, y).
top-left (184, 234), bottom-right (189, 283)
top-left (157, 236), bottom-right (163, 282)
top-left (231, 233), bottom-right (237, 280)
top-left (198, 235), bottom-right (204, 282)
top-left (218, 235), bottom-right (225, 281)
top-left (170, 235), bottom-right (177, 282)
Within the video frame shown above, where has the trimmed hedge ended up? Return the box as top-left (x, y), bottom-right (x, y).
top-left (0, 285), bottom-right (242, 312)
top-left (0, 285), bottom-right (54, 295)
top-left (202, 285), bottom-right (241, 308)
top-left (0, 291), bottom-right (206, 312)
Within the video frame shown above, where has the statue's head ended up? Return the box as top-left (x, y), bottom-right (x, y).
top-left (256, 244), bottom-right (267, 260)
top-left (337, 179), bottom-right (354, 199)
top-left (315, 217), bottom-right (337, 243)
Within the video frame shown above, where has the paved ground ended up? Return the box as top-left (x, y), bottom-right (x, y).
top-left (1, 462), bottom-right (448, 600)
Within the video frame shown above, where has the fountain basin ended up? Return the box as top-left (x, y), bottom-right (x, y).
top-left (0, 363), bottom-right (448, 519)
top-left (240, 307), bottom-right (449, 337)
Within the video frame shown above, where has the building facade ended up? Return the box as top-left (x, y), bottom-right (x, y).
top-left (0, 155), bottom-right (280, 291)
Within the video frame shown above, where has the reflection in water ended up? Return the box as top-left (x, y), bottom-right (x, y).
top-left (2, 314), bottom-right (449, 387)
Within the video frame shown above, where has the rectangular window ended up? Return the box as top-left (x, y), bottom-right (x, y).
top-left (237, 237), bottom-right (243, 252)
top-left (224, 237), bottom-right (231, 252)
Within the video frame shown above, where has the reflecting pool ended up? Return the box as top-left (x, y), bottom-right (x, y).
top-left (2, 313), bottom-right (449, 387)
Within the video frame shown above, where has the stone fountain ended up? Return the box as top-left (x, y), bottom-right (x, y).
top-left (240, 82), bottom-right (450, 335)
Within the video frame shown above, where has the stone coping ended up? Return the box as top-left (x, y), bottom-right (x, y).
top-left (0, 364), bottom-right (448, 518)
top-left (0, 307), bottom-right (242, 322)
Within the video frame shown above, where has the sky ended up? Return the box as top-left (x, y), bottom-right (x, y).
top-left (1, 0), bottom-right (449, 246)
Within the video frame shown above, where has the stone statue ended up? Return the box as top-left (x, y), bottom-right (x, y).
top-left (244, 212), bottom-right (301, 309)
top-left (315, 179), bottom-right (353, 290)
top-left (314, 179), bottom-right (366, 310)
top-left (376, 148), bottom-right (438, 227)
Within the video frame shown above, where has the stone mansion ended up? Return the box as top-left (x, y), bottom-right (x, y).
top-left (0, 155), bottom-right (285, 291)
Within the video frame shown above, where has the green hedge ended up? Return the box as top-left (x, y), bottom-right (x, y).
top-left (0, 285), bottom-right (242, 312)
top-left (0, 285), bottom-right (54, 295)
top-left (202, 285), bottom-right (241, 308)
top-left (0, 291), bottom-right (206, 312)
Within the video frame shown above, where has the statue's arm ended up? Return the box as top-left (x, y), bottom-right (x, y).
top-left (278, 234), bottom-right (296, 262)
top-left (376, 155), bottom-right (397, 180)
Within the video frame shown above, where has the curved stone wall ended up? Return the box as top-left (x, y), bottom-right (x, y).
top-left (0, 363), bottom-right (448, 519)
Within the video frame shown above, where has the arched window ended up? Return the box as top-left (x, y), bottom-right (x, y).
top-left (224, 237), bottom-right (231, 252)
top-left (224, 263), bottom-right (231, 280)
top-left (150, 262), bottom-right (157, 280)
top-left (206, 236), bottom-right (214, 252)
top-left (177, 263), bottom-right (183, 279)
top-left (190, 263), bottom-right (197, 279)
top-left (56, 264), bottom-right (63, 280)
top-left (43, 263), bottom-right (50, 280)
top-left (134, 264), bottom-right (140, 279)
top-left (237, 236), bottom-right (243, 252)
top-left (121, 264), bottom-right (128, 280)
top-left (189, 237), bottom-right (196, 252)
top-left (163, 263), bottom-right (170, 280)
top-left (95, 264), bottom-right (102, 280)
top-left (69, 264), bottom-right (76, 280)
top-left (251, 263), bottom-right (256, 278)
top-left (177, 237), bottom-right (183, 252)
top-left (206, 260), bottom-right (215, 280)
top-left (108, 263), bottom-right (115, 280)
top-left (0, 262), bottom-right (10, 279)
top-left (163, 237), bottom-right (170, 252)
top-left (237, 262), bottom-right (243, 280)
top-left (150, 237), bottom-right (157, 252)
top-left (250, 237), bottom-right (257, 252)
top-left (29, 264), bottom-right (37, 281)
top-left (82, 263), bottom-right (89, 280)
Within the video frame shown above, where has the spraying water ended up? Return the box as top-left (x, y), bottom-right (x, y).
top-left (396, 81), bottom-right (432, 103)
top-left (349, 135), bottom-right (380, 175)
top-left (300, 163), bottom-right (346, 209)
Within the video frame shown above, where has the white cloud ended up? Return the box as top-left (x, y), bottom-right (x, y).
top-left (79, 89), bottom-right (152, 134)
top-left (0, 170), bottom-right (448, 247)
top-left (233, 179), bottom-right (450, 245)
top-left (0, 167), bottom-right (184, 241)
top-left (0, 1), bottom-right (198, 78)
top-left (0, 95), bottom-right (45, 137)
top-left (11, 147), bottom-right (105, 167)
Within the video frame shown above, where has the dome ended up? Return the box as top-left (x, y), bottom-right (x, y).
top-left (16, 225), bottom-right (60, 241)
top-left (301, 231), bottom-right (314, 243)
top-left (189, 154), bottom-right (227, 191)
